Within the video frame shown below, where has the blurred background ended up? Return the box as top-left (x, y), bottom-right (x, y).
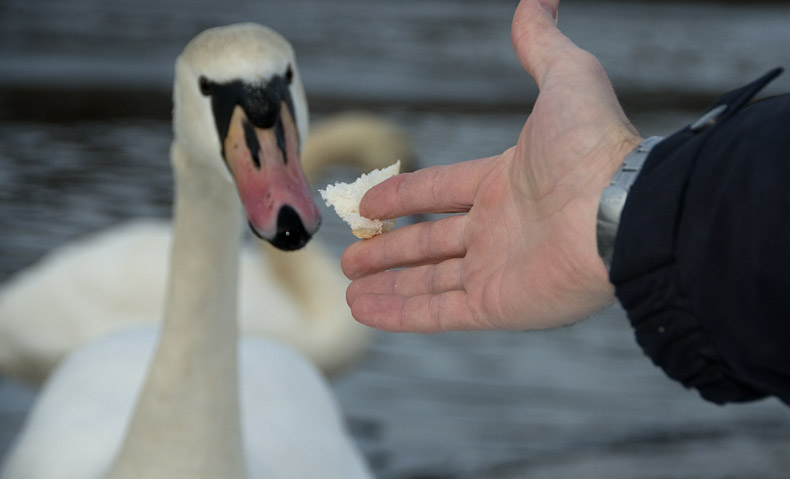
top-left (1, 0), bottom-right (789, 477)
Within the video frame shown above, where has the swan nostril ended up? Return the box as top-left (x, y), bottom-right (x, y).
top-left (267, 205), bottom-right (312, 251)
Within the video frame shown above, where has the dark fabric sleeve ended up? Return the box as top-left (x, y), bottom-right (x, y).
top-left (609, 68), bottom-right (790, 406)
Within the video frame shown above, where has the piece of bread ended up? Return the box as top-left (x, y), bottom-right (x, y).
top-left (319, 160), bottom-right (401, 239)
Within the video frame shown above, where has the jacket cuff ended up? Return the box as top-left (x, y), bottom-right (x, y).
top-left (609, 68), bottom-right (783, 404)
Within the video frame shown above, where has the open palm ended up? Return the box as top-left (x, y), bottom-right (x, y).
top-left (342, 0), bottom-right (641, 332)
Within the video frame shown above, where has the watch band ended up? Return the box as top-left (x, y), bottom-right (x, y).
top-left (596, 136), bottom-right (664, 271)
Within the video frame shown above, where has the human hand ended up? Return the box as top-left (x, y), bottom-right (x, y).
top-left (341, 0), bottom-right (642, 332)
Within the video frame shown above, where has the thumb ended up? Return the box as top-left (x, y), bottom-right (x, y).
top-left (511, 0), bottom-right (576, 88)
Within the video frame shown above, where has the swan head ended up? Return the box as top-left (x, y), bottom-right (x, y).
top-left (173, 23), bottom-right (319, 251)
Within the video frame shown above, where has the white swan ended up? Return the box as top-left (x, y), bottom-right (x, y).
top-left (0, 23), bottom-right (373, 479)
top-left (0, 96), bottom-right (414, 385)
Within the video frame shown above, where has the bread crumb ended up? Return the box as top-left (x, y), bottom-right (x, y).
top-left (319, 161), bottom-right (400, 238)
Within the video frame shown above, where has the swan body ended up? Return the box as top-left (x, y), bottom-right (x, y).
top-left (0, 23), bottom-right (372, 479)
top-left (0, 103), bottom-right (414, 385)
top-left (0, 218), bottom-right (370, 383)
top-left (0, 327), bottom-right (369, 479)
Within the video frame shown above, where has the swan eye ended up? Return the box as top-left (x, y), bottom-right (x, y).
top-left (198, 76), bottom-right (214, 96)
top-left (284, 65), bottom-right (293, 84)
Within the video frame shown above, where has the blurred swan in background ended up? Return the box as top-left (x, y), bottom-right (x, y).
top-left (0, 108), bottom-right (414, 385)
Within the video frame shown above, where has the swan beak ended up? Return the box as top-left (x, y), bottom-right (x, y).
top-left (223, 103), bottom-right (321, 251)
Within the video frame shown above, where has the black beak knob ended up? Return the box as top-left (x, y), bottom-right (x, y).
top-left (261, 204), bottom-right (312, 251)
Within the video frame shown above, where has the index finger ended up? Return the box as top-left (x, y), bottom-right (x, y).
top-left (360, 156), bottom-right (499, 220)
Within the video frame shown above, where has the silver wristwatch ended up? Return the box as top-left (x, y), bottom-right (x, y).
top-left (596, 136), bottom-right (664, 271)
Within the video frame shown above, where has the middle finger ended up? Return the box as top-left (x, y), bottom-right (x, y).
top-left (342, 214), bottom-right (466, 280)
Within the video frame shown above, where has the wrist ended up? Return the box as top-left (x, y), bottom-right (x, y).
top-left (596, 136), bottom-right (664, 271)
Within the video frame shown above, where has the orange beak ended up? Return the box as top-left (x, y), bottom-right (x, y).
top-left (223, 102), bottom-right (320, 250)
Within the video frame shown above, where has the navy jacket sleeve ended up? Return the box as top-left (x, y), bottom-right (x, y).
top-left (609, 68), bottom-right (790, 406)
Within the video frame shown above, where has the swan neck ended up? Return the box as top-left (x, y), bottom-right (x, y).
top-left (105, 143), bottom-right (247, 479)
